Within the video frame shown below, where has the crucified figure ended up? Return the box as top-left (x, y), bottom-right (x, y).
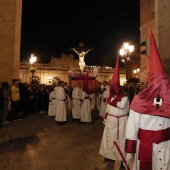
top-left (72, 48), bottom-right (91, 73)
top-left (72, 48), bottom-right (91, 63)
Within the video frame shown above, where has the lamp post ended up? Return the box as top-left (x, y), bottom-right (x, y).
top-left (29, 54), bottom-right (37, 84)
top-left (119, 42), bottom-right (134, 63)
top-left (133, 68), bottom-right (140, 78)
top-left (119, 42), bottom-right (134, 81)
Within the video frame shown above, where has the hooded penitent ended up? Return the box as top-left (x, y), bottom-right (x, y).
top-left (130, 32), bottom-right (170, 118)
top-left (110, 56), bottom-right (121, 96)
top-left (107, 56), bottom-right (126, 106)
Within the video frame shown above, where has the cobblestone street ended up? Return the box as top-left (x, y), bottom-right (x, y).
top-left (0, 111), bottom-right (127, 170)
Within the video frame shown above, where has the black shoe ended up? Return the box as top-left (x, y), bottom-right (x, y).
top-left (73, 119), bottom-right (80, 122)
top-left (11, 119), bottom-right (17, 122)
top-left (77, 121), bottom-right (84, 124)
top-left (121, 161), bottom-right (125, 169)
top-left (104, 157), bottom-right (112, 162)
top-left (17, 115), bottom-right (23, 121)
top-left (18, 118), bottom-right (23, 121)
top-left (58, 122), bottom-right (65, 125)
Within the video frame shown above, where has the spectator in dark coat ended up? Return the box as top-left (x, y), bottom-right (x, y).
top-left (18, 78), bottom-right (28, 117)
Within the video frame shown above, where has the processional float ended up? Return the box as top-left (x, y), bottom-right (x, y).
top-left (69, 42), bottom-right (98, 90)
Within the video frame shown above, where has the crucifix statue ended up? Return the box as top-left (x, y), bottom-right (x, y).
top-left (70, 42), bottom-right (92, 73)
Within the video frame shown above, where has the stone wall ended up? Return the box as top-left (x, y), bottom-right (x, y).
top-left (155, 0), bottom-right (170, 79)
top-left (140, 0), bottom-right (170, 82)
top-left (0, 0), bottom-right (22, 82)
top-left (140, 0), bottom-right (155, 83)
top-left (19, 62), bottom-right (126, 86)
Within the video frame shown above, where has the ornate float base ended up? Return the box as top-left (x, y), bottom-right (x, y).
top-left (69, 76), bottom-right (97, 90)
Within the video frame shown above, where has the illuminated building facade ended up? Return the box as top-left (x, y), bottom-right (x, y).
top-left (19, 53), bottom-right (127, 86)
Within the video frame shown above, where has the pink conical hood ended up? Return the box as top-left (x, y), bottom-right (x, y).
top-left (130, 32), bottom-right (170, 118)
top-left (110, 56), bottom-right (120, 85)
top-left (109, 56), bottom-right (121, 96)
top-left (148, 32), bottom-right (166, 82)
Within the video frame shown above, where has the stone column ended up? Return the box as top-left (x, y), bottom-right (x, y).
top-left (155, 0), bottom-right (170, 80)
top-left (0, 0), bottom-right (22, 83)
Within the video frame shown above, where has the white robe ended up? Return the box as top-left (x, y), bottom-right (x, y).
top-left (72, 87), bottom-right (82, 119)
top-left (90, 93), bottom-right (95, 110)
top-left (99, 96), bottom-right (129, 160)
top-left (80, 91), bottom-right (91, 122)
top-left (96, 94), bottom-right (101, 111)
top-left (99, 85), bottom-right (109, 117)
top-left (125, 110), bottom-right (170, 170)
top-left (48, 91), bottom-right (57, 116)
top-left (55, 86), bottom-right (67, 122)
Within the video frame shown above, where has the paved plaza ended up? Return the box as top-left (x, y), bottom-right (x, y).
top-left (0, 111), bottom-right (126, 170)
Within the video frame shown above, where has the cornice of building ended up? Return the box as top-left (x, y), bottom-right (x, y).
top-left (20, 62), bottom-right (126, 74)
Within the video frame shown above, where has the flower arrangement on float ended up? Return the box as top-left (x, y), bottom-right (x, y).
top-left (68, 65), bottom-right (99, 80)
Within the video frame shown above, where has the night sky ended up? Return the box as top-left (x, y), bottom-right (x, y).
top-left (20, 0), bottom-right (140, 67)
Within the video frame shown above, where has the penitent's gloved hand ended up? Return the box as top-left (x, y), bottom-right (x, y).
top-left (123, 153), bottom-right (133, 169)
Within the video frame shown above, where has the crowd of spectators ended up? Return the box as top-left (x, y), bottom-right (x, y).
top-left (0, 78), bottom-right (148, 127)
top-left (122, 82), bottom-right (148, 103)
top-left (0, 79), bottom-right (57, 126)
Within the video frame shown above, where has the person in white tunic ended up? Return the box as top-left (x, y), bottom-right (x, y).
top-left (79, 78), bottom-right (92, 123)
top-left (55, 81), bottom-right (67, 125)
top-left (99, 81), bottom-right (109, 117)
top-left (63, 82), bottom-right (70, 114)
top-left (48, 89), bottom-right (57, 117)
top-left (90, 92), bottom-right (95, 110)
top-left (95, 82), bottom-right (102, 111)
top-left (99, 57), bottom-right (129, 170)
top-left (125, 33), bottom-right (170, 170)
top-left (72, 82), bottom-right (82, 121)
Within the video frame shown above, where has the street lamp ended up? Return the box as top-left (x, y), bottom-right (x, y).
top-left (133, 68), bottom-right (140, 78)
top-left (29, 54), bottom-right (37, 84)
top-left (47, 76), bottom-right (53, 85)
top-left (119, 42), bottom-right (134, 81)
top-left (133, 68), bottom-right (140, 74)
top-left (119, 42), bottom-right (134, 63)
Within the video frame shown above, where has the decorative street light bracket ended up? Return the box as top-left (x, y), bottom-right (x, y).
top-left (29, 67), bottom-right (37, 73)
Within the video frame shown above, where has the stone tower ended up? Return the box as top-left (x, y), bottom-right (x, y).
top-left (0, 0), bottom-right (22, 83)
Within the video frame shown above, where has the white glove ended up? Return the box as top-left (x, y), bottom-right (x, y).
top-left (123, 153), bottom-right (133, 169)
